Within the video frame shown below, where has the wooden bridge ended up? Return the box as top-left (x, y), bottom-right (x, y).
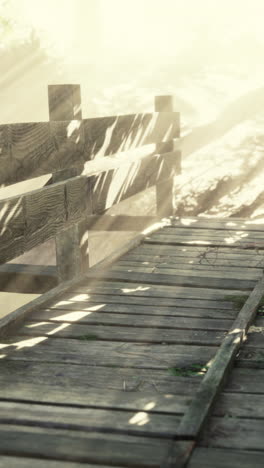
top-left (0, 85), bottom-right (264, 467)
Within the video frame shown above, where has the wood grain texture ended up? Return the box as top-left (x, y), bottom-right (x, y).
top-left (0, 112), bottom-right (180, 186)
top-left (0, 176), bottom-right (92, 265)
top-left (35, 309), bottom-right (233, 330)
top-left (73, 280), bottom-right (248, 301)
top-left (86, 269), bottom-right (255, 290)
top-left (90, 151), bottom-right (181, 213)
top-left (189, 447), bottom-right (264, 468)
top-left (0, 384), bottom-right (190, 413)
top-left (1, 337), bottom-right (217, 369)
top-left (199, 417), bottom-right (264, 451)
top-left (0, 360), bottom-right (201, 395)
top-left (0, 197), bottom-right (25, 263)
top-left (0, 425), bottom-right (177, 466)
top-left (0, 400), bottom-right (182, 438)
top-left (20, 321), bottom-right (225, 345)
top-left (47, 300), bottom-right (237, 319)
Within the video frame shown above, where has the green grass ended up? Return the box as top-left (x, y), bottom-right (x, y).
top-left (223, 295), bottom-right (248, 309)
top-left (168, 363), bottom-right (209, 377)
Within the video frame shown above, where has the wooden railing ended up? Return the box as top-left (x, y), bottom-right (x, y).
top-left (0, 84), bottom-right (181, 287)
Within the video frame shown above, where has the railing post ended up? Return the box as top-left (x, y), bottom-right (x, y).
top-left (48, 84), bottom-right (90, 282)
top-left (155, 95), bottom-right (176, 217)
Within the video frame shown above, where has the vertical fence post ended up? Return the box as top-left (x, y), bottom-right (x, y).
top-left (48, 84), bottom-right (90, 282)
top-left (155, 95), bottom-right (176, 217)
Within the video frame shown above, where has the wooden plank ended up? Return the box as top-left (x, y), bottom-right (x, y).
top-left (0, 176), bottom-right (91, 265)
top-left (0, 401), bottom-right (182, 438)
top-left (161, 226), bottom-right (264, 239)
top-left (0, 384), bottom-right (190, 414)
top-left (175, 274), bottom-right (264, 439)
top-left (0, 456), bottom-right (102, 468)
top-left (46, 301), bottom-right (237, 320)
top-left (20, 321), bottom-right (225, 345)
top-left (73, 281), bottom-right (248, 301)
top-left (34, 309), bottom-right (233, 330)
top-left (0, 228), bottom-right (146, 335)
top-left (235, 346), bottom-right (264, 367)
top-left (91, 151), bottom-right (180, 213)
top-left (225, 367), bottom-right (264, 394)
top-left (116, 259), bottom-right (263, 273)
top-left (0, 424), bottom-right (180, 466)
top-left (0, 197), bottom-right (25, 264)
top-left (86, 270), bottom-right (255, 290)
top-left (0, 361), bottom-right (201, 395)
top-left (83, 112), bottom-right (180, 157)
top-left (1, 337), bottom-right (217, 369)
top-left (120, 254), bottom-right (264, 269)
top-left (112, 264), bottom-right (261, 279)
top-left (25, 183), bottom-right (66, 251)
top-left (145, 233), bottom-right (264, 249)
top-left (51, 291), bottom-right (237, 311)
top-left (0, 111), bottom-right (179, 187)
top-left (214, 392), bottom-right (264, 418)
top-left (188, 447), bottom-right (264, 468)
top-left (170, 216), bottom-right (264, 232)
top-left (200, 417), bottom-right (264, 450)
top-left (138, 244), bottom-right (264, 257)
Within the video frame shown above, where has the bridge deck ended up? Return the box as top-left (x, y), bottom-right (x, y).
top-left (0, 217), bottom-right (264, 467)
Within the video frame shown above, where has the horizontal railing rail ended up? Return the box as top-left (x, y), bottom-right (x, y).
top-left (0, 85), bottom-right (181, 285)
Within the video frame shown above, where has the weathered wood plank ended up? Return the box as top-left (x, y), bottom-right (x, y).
top-left (188, 447), bottom-right (264, 468)
top-left (90, 151), bottom-right (180, 213)
top-left (0, 176), bottom-right (91, 265)
top-left (49, 290), bottom-right (237, 317)
top-left (225, 367), bottom-right (264, 393)
top-left (200, 417), bottom-right (264, 450)
top-left (0, 456), bottom-right (102, 468)
top-left (0, 424), bottom-right (180, 466)
top-left (0, 401), bottom-right (182, 437)
top-left (145, 233), bottom-right (264, 249)
top-left (0, 197), bottom-right (25, 264)
top-left (86, 270), bottom-right (255, 290)
top-left (25, 183), bottom-right (66, 251)
top-left (161, 226), bottom-right (264, 239)
top-left (116, 259), bottom-right (263, 273)
top-left (112, 264), bottom-right (261, 279)
top-left (83, 112), bottom-right (180, 157)
top-left (0, 384), bottom-right (190, 414)
top-left (34, 309), bottom-right (233, 330)
top-left (73, 281), bottom-right (248, 302)
top-left (20, 321), bottom-right (225, 345)
top-left (138, 244), bottom-right (264, 258)
top-left (0, 361), bottom-right (201, 395)
top-left (214, 392), bottom-right (264, 418)
top-left (46, 301), bottom-right (237, 320)
top-left (0, 111), bottom-right (180, 186)
top-left (170, 216), bottom-right (264, 232)
top-left (1, 337), bottom-right (217, 369)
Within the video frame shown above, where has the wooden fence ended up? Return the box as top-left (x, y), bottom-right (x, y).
top-left (0, 84), bottom-right (181, 287)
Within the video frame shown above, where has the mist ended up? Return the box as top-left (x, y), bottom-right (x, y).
top-left (1, 0), bottom-right (264, 312)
